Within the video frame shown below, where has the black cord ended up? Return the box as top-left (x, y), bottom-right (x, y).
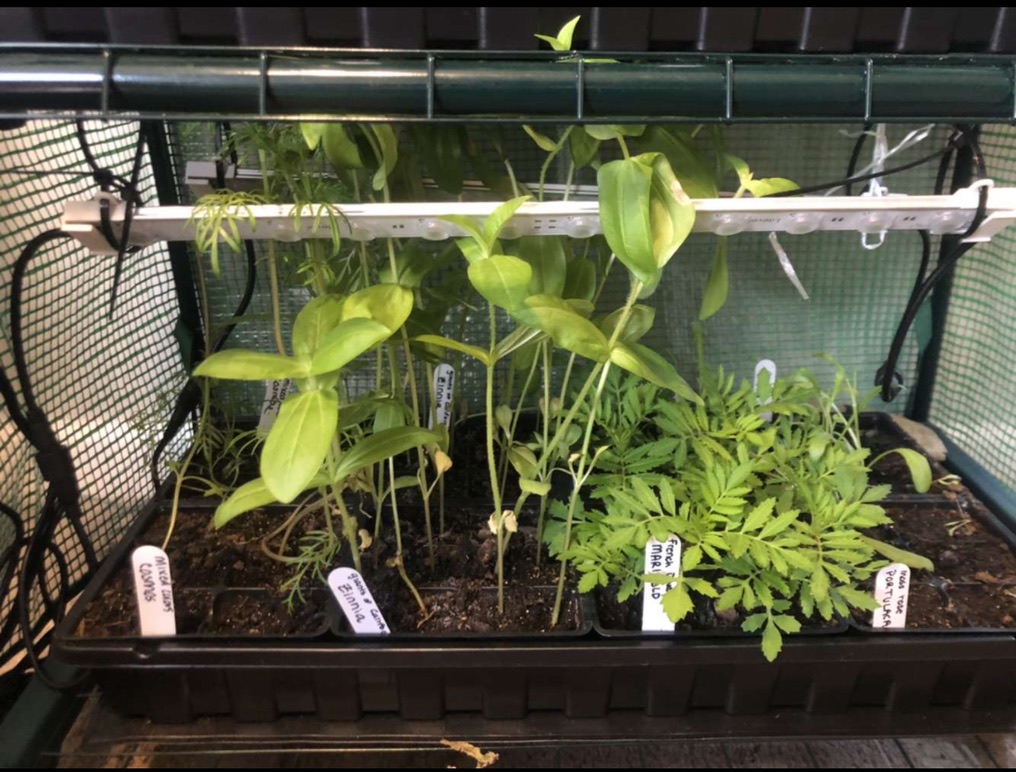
top-left (771, 131), bottom-right (964, 198)
top-left (876, 126), bottom-right (988, 401)
top-left (0, 502), bottom-right (25, 648)
top-left (107, 127), bottom-right (147, 319)
top-left (844, 131), bottom-right (869, 197)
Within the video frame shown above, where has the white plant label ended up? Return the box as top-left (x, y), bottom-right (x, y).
top-left (871, 562), bottom-right (911, 629)
top-left (328, 567), bottom-right (390, 635)
top-left (642, 535), bottom-right (682, 632)
top-left (259, 379), bottom-right (293, 432)
top-left (430, 364), bottom-right (455, 429)
top-left (131, 545), bottom-right (176, 637)
top-left (754, 359), bottom-right (777, 422)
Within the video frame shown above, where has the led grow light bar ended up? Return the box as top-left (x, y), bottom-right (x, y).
top-left (61, 185), bottom-right (1016, 255)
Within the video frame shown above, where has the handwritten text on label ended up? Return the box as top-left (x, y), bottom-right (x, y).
top-left (642, 535), bottom-right (682, 632)
top-left (871, 562), bottom-right (911, 629)
top-left (328, 567), bottom-right (390, 634)
top-left (131, 545), bottom-right (176, 636)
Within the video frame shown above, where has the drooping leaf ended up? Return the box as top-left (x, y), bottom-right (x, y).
top-left (513, 294), bottom-right (610, 362)
top-left (610, 342), bottom-right (700, 403)
top-left (482, 196), bottom-right (532, 248)
top-left (860, 536), bottom-right (935, 572)
top-left (193, 350), bottom-right (309, 381)
top-left (341, 283), bottom-right (415, 333)
top-left (300, 123), bottom-right (326, 151)
top-left (875, 448), bottom-right (932, 493)
top-left (332, 427), bottom-right (442, 483)
top-left (213, 474), bottom-right (328, 529)
top-left (322, 124), bottom-right (364, 171)
top-left (292, 294), bottom-right (346, 357)
top-left (414, 334), bottom-right (492, 366)
top-left (569, 129), bottom-right (601, 169)
top-left (637, 151), bottom-right (696, 275)
top-left (260, 388), bottom-right (338, 503)
top-left (599, 304), bottom-right (655, 344)
top-left (597, 158), bottom-right (657, 289)
top-left (310, 318), bottom-right (392, 375)
top-left (761, 620), bottom-right (783, 662)
top-left (638, 126), bottom-right (718, 199)
top-left (698, 239), bottom-right (728, 322)
top-left (468, 254), bottom-right (533, 312)
top-left (370, 124), bottom-right (399, 191)
top-left (522, 125), bottom-right (559, 153)
top-left (563, 257), bottom-right (597, 301)
top-left (745, 178), bottom-right (799, 197)
top-left (507, 236), bottom-right (567, 296)
top-left (584, 125), bottom-right (646, 142)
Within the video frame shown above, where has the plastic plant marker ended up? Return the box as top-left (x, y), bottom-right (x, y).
top-left (258, 379), bottom-right (293, 432)
top-left (328, 568), bottom-right (390, 634)
top-left (642, 535), bottom-right (681, 632)
top-left (430, 364), bottom-right (455, 429)
top-left (754, 359), bottom-right (777, 422)
top-left (131, 546), bottom-right (176, 637)
top-left (871, 562), bottom-right (911, 629)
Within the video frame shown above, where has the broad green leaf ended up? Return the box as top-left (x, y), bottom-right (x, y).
top-left (534, 15), bottom-right (581, 51)
top-left (292, 294), bottom-right (346, 357)
top-left (639, 126), bottom-right (718, 199)
top-left (482, 196), bottom-right (532, 248)
top-left (698, 239), bottom-right (728, 321)
top-left (300, 123), bottom-right (326, 151)
top-left (860, 536), bottom-right (935, 572)
top-left (341, 284), bottom-right (414, 333)
top-left (373, 400), bottom-right (406, 432)
top-left (193, 349), bottom-right (309, 381)
top-left (443, 215), bottom-right (485, 250)
top-left (378, 244), bottom-right (440, 289)
top-left (585, 125), bottom-right (646, 141)
top-left (597, 158), bottom-right (657, 289)
top-left (637, 151), bottom-right (696, 275)
top-left (492, 324), bottom-right (545, 361)
top-left (610, 342), bottom-right (700, 402)
top-left (876, 448), bottom-right (932, 493)
top-left (513, 294), bottom-right (609, 362)
top-left (745, 177), bottom-right (799, 197)
top-left (468, 254), bottom-right (533, 312)
top-left (599, 304), bottom-right (655, 344)
top-left (332, 426), bottom-right (442, 483)
top-left (662, 585), bottom-right (695, 622)
top-left (563, 257), bottom-right (597, 301)
top-left (310, 318), bottom-right (391, 375)
top-left (520, 478), bottom-right (552, 496)
top-left (415, 334), bottom-right (492, 366)
top-left (370, 124), bottom-right (399, 191)
top-left (508, 445), bottom-right (539, 479)
top-left (322, 124), bottom-right (363, 171)
top-left (523, 125), bottom-right (559, 152)
top-left (569, 129), bottom-right (601, 169)
top-left (508, 236), bottom-right (567, 296)
top-left (260, 388), bottom-right (338, 503)
top-left (213, 474), bottom-right (328, 529)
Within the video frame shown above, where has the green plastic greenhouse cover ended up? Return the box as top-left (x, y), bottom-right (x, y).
top-left (1, 45), bottom-right (1016, 123)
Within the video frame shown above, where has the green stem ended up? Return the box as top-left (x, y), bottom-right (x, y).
top-left (551, 279), bottom-right (643, 625)
top-left (535, 340), bottom-right (552, 566)
top-left (486, 305), bottom-right (506, 615)
top-left (329, 439), bottom-right (361, 572)
top-left (389, 457), bottom-right (427, 614)
top-left (257, 148), bottom-right (287, 356)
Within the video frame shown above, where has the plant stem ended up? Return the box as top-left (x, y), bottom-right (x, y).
top-left (485, 305), bottom-right (506, 614)
top-left (257, 148), bottom-right (287, 356)
top-left (328, 438), bottom-right (362, 572)
top-left (535, 340), bottom-right (552, 566)
top-left (551, 279), bottom-right (643, 625)
top-left (389, 457), bottom-right (427, 614)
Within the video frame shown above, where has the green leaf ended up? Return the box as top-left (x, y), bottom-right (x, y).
top-left (507, 236), bottom-right (567, 296)
top-left (482, 196), bottom-right (532, 249)
top-left (563, 257), bottom-right (597, 301)
top-left (468, 254), bottom-right (533, 312)
top-left (415, 334), bottom-right (492, 366)
top-left (599, 304), bottom-right (655, 343)
top-left (370, 125), bottom-right (399, 191)
top-left (637, 151), bottom-right (696, 275)
top-left (876, 448), bottom-right (932, 493)
top-left (860, 536), bottom-right (935, 572)
top-left (597, 158), bottom-right (657, 289)
top-left (300, 123), bottom-right (326, 151)
top-left (745, 178), bottom-right (799, 197)
top-left (698, 239), bottom-right (728, 321)
top-left (520, 478), bottom-right (552, 496)
top-left (610, 342), bottom-right (700, 402)
top-left (292, 294), bottom-right (346, 357)
top-left (260, 388), bottom-right (338, 503)
top-left (638, 126), bottom-right (718, 199)
top-left (513, 294), bottom-right (609, 362)
top-left (585, 125), bottom-right (646, 141)
top-left (379, 244), bottom-right (441, 289)
top-left (761, 619), bottom-right (783, 662)
top-left (522, 125), bottom-right (559, 152)
top-left (310, 318), bottom-right (392, 375)
top-left (443, 215), bottom-right (485, 254)
top-left (534, 15), bottom-right (581, 51)
top-left (213, 474), bottom-right (327, 529)
top-left (332, 426), bottom-right (441, 483)
top-left (322, 124), bottom-right (364, 171)
top-left (662, 585), bottom-right (695, 622)
top-left (193, 350), bottom-right (309, 381)
top-left (372, 401), bottom-right (406, 433)
top-left (341, 284), bottom-right (415, 333)
top-left (569, 129), bottom-right (601, 169)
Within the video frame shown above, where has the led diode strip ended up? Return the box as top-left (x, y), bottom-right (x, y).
top-left (62, 185), bottom-right (1016, 255)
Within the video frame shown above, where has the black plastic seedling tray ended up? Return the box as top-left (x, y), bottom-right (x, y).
top-left (53, 413), bottom-right (1016, 725)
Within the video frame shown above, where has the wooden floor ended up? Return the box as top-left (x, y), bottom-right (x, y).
top-left (50, 694), bottom-right (1016, 768)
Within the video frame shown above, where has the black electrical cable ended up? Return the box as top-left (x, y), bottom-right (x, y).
top-left (876, 126), bottom-right (988, 401)
top-left (0, 502), bottom-right (25, 648)
top-left (844, 130), bottom-right (869, 197)
top-left (771, 131), bottom-right (964, 198)
top-left (106, 128), bottom-right (147, 319)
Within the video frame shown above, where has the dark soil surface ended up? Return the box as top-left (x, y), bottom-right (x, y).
top-left (853, 501), bottom-right (1016, 629)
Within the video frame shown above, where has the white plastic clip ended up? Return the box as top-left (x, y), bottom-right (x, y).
top-left (768, 232), bottom-right (810, 300)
